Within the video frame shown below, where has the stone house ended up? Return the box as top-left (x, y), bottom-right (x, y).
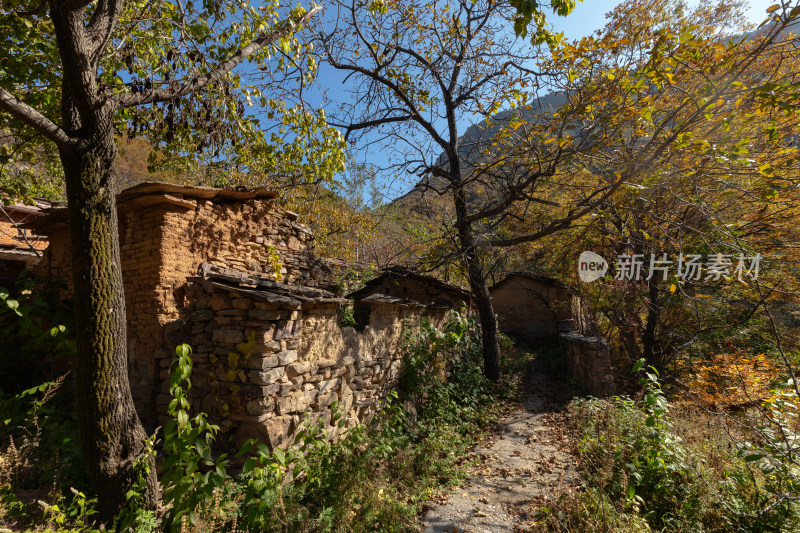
top-left (347, 267), bottom-right (473, 324)
top-left (0, 200), bottom-right (50, 288)
top-left (489, 272), bottom-right (574, 345)
top-left (26, 182), bottom-right (452, 451)
top-left (491, 272), bottom-right (615, 396)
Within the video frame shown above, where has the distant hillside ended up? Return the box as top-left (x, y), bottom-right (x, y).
top-left (390, 90), bottom-right (568, 219)
top-left (114, 137), bottom-right (193, 192)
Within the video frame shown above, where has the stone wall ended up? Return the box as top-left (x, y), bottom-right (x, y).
top-left (172, 273), bottom-right (447, 452)
top-left (559, 332), bottom-right (615, 397)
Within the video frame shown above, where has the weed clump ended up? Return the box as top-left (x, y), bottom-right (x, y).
top-left (530, 361), bottom-right (800, 533)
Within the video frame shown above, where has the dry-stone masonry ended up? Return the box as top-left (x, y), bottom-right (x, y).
top-left (559, 332), bottom-right (615, 397)
top-left (170, 264), bottom-right (449, 452)
top-left (28, 180), bottom-right (610, 451)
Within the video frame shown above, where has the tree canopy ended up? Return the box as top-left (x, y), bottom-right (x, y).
top-left (0, 0), bottom-right (346, 201)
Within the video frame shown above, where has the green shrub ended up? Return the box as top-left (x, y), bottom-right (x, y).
top-left (0, 286), bottom-right (87, 531)
top-left (566, 363), bottom-right (703, 530)
top-left (0, 281), bottom-right (75, 396)
top-left (400, 310), bottom-right (496, 429)
top-left (532, 361), bottom-right (800, 533)
top-left (337, 304), bottom-right (359, 329)
top-left (0, 376), bottom-right (91, 532)
top-left (159, 344), bottom-right (231, 530)
top-left (718, 388), bottom-right (800, 532)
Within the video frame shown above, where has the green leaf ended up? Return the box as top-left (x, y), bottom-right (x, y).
top-left (273, 447), bottom-right (286, 466)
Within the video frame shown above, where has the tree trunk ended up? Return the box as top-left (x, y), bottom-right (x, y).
top-left (59, 113), bottom-right (159, 520)
top-left (642, 276), bottom-right (660, 370)
top-left (471, 267), bottom-right (500, 381)
top-left (454, 188), bottom-right (500, 381)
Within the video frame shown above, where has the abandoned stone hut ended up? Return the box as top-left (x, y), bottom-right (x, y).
top-left (490, 272), bottom-right (616, 397)
top-left (26, 182), bottom-right (456, 451)
top-left (348, 267), bottom-right (472, 309)
top-left (490, 272), bottom-right (574, 345)
top-left (345, 268), bottom-right (473, 332)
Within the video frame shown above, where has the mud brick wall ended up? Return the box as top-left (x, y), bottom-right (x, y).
top-left (172, 280), bottom-right (447, 452)
top-left (139, 200), bottom-right (335, 425)
top-left (34, 222), bottom-right (71, 285)
top-left (162, 199), bottom-right (333, 298)
top-left (37, 197), bottom-right (328, 300)
top-left (559, 332), bottom-right (615, 397)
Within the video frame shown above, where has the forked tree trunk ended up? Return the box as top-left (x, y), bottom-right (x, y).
top-left (58, 112), bottom-right (159, 519)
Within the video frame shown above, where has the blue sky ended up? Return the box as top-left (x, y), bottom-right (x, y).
top-left (309, 0), bottom-right (780, 201)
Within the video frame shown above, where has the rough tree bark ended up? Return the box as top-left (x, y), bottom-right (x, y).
top-left (48, 2), bottom-right (161, 516)
top-left (60, 124), bottom-right (160, 518)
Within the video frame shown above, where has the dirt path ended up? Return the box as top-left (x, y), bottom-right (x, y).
top-left (420, 353), bottom-right (577, 533)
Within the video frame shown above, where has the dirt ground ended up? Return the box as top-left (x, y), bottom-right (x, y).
top-left (419, 354), bottom-right (577, 533)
